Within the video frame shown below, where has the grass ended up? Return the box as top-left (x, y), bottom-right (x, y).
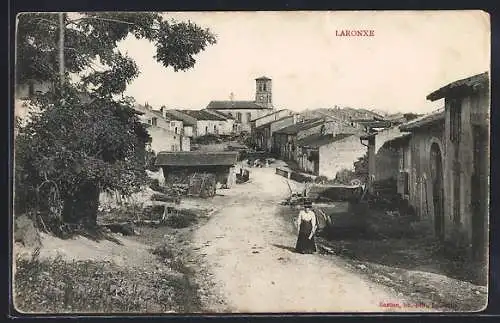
top-left (14, 249), bottom-right (201, 313)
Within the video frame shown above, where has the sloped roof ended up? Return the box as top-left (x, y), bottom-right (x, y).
top-left (179, 109), bottom-right (227, 121)
top-left (427, 72), bottom-right (489, 101)
top-left (206, 100), bottom-right (270, 110)
top-left (274, 118), bottom-right (324, 135)
top-left (255, 114), bottom-right (295, 130)
top-left (256, 76), bottom-right (271, 80)
top-left (399, 108), bottom-right (445, 131)
top-left (251, 109), bottom-right (288, 122)
top-left (205, 109), bottom-right (234, 120)
top-left (298, 133), bottom-right (353, 148)
top-left (155, 151), bottom-right (239, 167)
top-left (164, 110), bottom-right (197, 126)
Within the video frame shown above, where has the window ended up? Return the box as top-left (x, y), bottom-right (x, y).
top-left (175, 127), bottom-right (178, 134)
top-left (205, 126), bottom-right (208, 134)
top-left (151, 117), bottom-right (158, 126)
top-left (171, 145), bottom-right (175, 151)
top-left (246, 112), bottom-right (252, 122)
top-left (262, 83), bottom-right (266, 91)
top-left (170, 121), bottom-right (176, 127)
top-left (450, 99), bottom-right (461, 143)
top-left (237, 112), bottom-right (242, 122)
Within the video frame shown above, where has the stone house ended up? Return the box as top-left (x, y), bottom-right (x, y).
top-left (159, 106), bottom-right (184, 136)
top-left (317, 132), bottom-right (368, 179)
top-left (205, 76), bottom-right (275, 133)
top-left (253, 114), bottom-right (301, 152)
top-left (134, 104), bottom-right (189, 153)
top-left (164, 110), bottom-right (197, 138)
top-left (295, 133), bottom-right (354, 176)
top-left (178, 109), bottom-right (232, 136)
top-left (273, 118), bottom-right (326, 161)
top-left (203, 109), bottom-right (237, 135)
top-left (362, 72), bottom-right (489, 260)
top-left (425, 72), bottom-right (489, 259)
top-left (250, 109), bottom-right (294, 130)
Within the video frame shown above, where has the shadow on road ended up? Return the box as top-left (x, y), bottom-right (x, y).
top-left (271, 243), bottom-right (298, 254)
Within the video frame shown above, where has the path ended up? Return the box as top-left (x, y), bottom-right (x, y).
top-left (192, 163), bottom-right (432, 313)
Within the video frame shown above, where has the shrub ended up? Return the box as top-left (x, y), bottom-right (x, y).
top-left (164, 210), bottom-right (198, 228)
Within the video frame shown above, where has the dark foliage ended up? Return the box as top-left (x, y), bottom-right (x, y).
top-left (15, 13), bottom-right (217, 230)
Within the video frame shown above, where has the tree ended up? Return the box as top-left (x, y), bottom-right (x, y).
top-left (15, 12), bottom-right (217, 229)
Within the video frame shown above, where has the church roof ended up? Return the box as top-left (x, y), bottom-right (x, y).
top-left (206, 100), bottom-right (270, 110)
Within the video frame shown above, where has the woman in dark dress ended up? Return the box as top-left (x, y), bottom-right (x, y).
top-left (295, 200), bottom-right (317, 254)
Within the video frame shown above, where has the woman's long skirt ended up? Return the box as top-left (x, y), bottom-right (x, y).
top-left (295, 219), bottom-right (316, 254)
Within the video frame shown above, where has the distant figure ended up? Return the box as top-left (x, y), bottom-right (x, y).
top-left (295, 199), bottom-right (317, 254)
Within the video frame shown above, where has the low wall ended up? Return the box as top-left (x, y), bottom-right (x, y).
top-left (275, 167), bottom-right (316, 183)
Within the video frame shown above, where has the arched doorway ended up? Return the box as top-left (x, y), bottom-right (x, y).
top-left (430, 142), bottom-right (444, 240)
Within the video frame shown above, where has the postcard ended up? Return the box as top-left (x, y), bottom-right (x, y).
top-left (12, 10), bottom-right (490, 314)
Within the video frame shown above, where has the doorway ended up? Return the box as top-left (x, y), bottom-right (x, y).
top-left (430, 142), bottom-right (445, 240)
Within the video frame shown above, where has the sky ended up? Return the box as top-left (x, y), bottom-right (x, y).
top-left (118, 10), bottom-right (490, 115)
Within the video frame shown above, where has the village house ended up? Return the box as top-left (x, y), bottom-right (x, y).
top-left (134, 104), bottom-right (190, 153)
top-left (178, 109), bottom-right (233, 136)
top-left (206, 76), bottom-right (275, 133)
top-left (164, 109), bottom-right (197, 138)
top-left (159, 106), bottom-right (184, 136)
top-left (155, 151), bottom-right (239, 186)
top-left (295, 133), bottom-right (354, 176)
top-left (273, 118), bottom-right (326, 161)
top-left (362, 110), bottom-right (447, 238)
top-left (424, 72), bottom-right (489, 260)
top-left (203, 109), bottom-right (237, 134)
top-left (250, 109), bottom-right (294, 130)
top-left (361, 72), bottom-right (489, 261)
top-left (314, 130), bottom-right (368, 179)
top-left (253, 114), bottom-right (301, 152)
top-left (360, 125), bottom-right (412, 195)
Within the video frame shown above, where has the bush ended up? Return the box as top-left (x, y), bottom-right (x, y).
top-left (164, 210), bottom-right (198, 229)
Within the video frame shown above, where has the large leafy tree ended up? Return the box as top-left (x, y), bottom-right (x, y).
top-left (15, 12), bottom-right (216, 228)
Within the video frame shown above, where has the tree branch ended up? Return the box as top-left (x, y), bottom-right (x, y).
top-left (67, 16), bottom-right (136, 26)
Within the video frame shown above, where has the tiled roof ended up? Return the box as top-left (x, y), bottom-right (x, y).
top-left (255, 114), bottom-right (295, 130)
top-left (274, 118), bottom-right (324, 135)
top-left (179, 109), bottom-right (227, 121)
top-left (298, 133), bottom-right (353, 148)
top-left (206, 100), bottom-right (270, 110)
top-left (164, 111), bottom-right (197, 126)
top-left (205, 109), bottom-right (234, 120)
top-left (399, 108), bottom-right (445, 131)
top-left (155, 151), bottom-right (239, 167)
top-left (251, 109), bottom-right (288, 122)
top-left (427, 72), bottom-right (489, 101)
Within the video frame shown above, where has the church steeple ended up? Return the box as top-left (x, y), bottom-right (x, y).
top-left (255, 76), bottom-right (272, 109)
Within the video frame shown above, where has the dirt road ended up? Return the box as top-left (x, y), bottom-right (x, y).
top-left (192, 163), bottom-right (431, 313)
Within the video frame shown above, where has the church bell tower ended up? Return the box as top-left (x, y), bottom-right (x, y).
top-left (255, 76), bottom-right (273, 109)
